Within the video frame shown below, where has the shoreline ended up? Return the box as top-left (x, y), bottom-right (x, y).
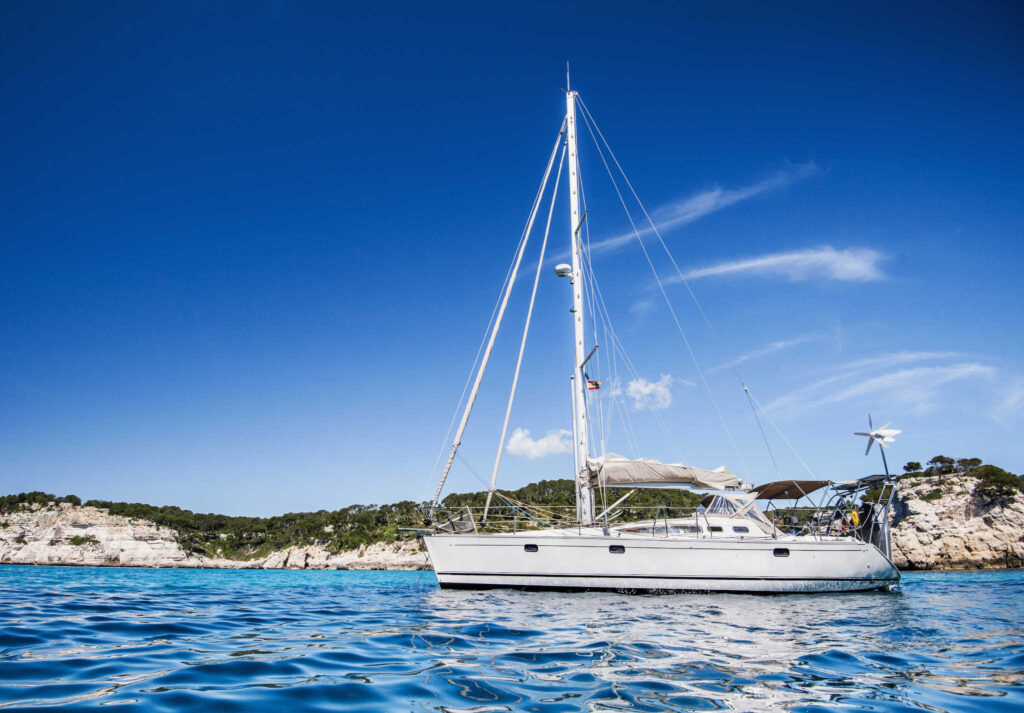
top-left (0, 561), bottom-right (427, 572)
top-left (4, 472), bottom-right (1022, 572)
top-left (2, 561), bottom-right (1023, 575)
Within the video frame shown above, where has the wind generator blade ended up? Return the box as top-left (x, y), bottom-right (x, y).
top-left (854, 432), bottom-right (871, 437)
top-left (880, 421), bottom-right (892, 430)
top-left (868, 413), bottom-right (874, 430)
top-left (865, 438), bottom-right (874, 456)
top-left (879, 440), bottom-right (889, 449)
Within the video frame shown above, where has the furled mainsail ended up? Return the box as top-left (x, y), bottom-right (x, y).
top-left (584, 453), bottom-right (742, 490)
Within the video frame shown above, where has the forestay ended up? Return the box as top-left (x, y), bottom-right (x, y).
top-left (585, 453), bottom-right (742, 490)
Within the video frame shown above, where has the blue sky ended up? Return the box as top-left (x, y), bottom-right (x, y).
top-left (1, 2), bottom-right (1021, 515)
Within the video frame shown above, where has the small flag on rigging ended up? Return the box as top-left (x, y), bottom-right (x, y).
top-left (587, 380), bottom-right (601, 390)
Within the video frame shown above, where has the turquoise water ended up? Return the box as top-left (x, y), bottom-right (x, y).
top-left (0, 566), bottom-right (1021, 711)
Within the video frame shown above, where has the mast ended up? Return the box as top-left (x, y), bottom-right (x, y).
top-left (565, 88), bottom-right (594, 525)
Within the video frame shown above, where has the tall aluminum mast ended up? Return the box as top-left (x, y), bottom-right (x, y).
top-left (565, 89), bottom-right (594, 525)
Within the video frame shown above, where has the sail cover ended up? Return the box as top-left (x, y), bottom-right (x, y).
top-left (585, 453), bottom-right (742, 490)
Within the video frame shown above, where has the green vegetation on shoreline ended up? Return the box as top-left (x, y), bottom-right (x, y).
top-left (0, 479), bottom-right (700, 560)
top-left (0, 479), bottom-right (702, 559)
top-left (2, 455), bottom-right (1017, 560)
top-left (899, 456), bottom-right (1021, 498)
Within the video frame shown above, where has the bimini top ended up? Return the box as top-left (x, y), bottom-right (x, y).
top-left (585, 453), bottom-right (742, 490)
top-left (747, 479), bottom-right (832, 500)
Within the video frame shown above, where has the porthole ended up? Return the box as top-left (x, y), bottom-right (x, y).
top-left (609, 545), bottom-right (625, 554)
top-left (524, 544), bottom-right (538, 553)
top-left (733, 526), bottom-right (749, 534)
top-left (773, 547), bottom-right (790, 557)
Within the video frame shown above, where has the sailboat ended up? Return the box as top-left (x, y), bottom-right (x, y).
top-left (419, 82), bottom-right (900, 593)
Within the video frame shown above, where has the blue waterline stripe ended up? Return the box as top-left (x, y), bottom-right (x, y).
top-left (436, 572), bottom-right (896, 582)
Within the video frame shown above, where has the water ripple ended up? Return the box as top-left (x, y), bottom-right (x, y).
top-left (0, 567), bottom-right (1021, 711)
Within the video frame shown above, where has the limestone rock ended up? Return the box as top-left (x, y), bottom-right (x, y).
top-left (0, 502), bottom-right (427, 570)
top-left (890, 474), bottom-right (1024, 570)
top-left (0, 503), bottom-right (199, 568)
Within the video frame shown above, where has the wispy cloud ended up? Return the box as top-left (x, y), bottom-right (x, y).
top-left (992, 378), bottom-right (1024, 428)
top-left (626, 374), bottom-right (674, 410)
top-left (766, 354), bottom-right (995, 418)
top-left (708, 336), bottom-right (817, 374)
top-left (821, 351), bottom-right (965, 375)
top-left (586, 162), bottom-right (820, 257)
top-left (671, 246), bottom-right (886, 283)
top-left (822, 364), bottom-right (993, 414)
top-left (505, 427), bottom-right (571, 459)
top-left (630, 298), bottom-right (656, 317)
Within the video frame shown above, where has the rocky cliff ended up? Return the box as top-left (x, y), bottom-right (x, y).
top-left (890, 474), bottom-right (1024, 570)
top-left (0, 503), bottom-right (427, 570)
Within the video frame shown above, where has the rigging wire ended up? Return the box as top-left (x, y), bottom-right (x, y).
top-left (577, 163), bottom-right (683, 465)
top-left (582, 249), bottom-right (682, 462)
top-left (743, 385), bottom-right (817, 478)
top-left (578, 96), bottom-right (816, 480)
top-left (419, 243), bottom-right (527, 504)
top-left (575, 103), bottom-right (749, 478)
top-left (455, 451), bottom-right (491, 489)
top-left (745, 387), bottom-right (781, 476)
top-left (483, 143), bottom-right (567, 522)
top-left (575, 161), bottom-right (606, 463)
top-left (429, 120), bottom-right (567, 512)
top-left (445, 455), bottom-right (572, 530)
top-left (430, 94), bottom-right (819, 518)
top-left (576, 170), bottom-right (607, 516)
top-left (578, 174), bottom-right (626, 460)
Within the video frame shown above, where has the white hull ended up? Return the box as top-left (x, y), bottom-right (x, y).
top-left (424, 531), bottom-right (899, 593)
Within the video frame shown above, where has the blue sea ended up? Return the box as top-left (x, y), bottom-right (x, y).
top-left (0, 566), bottom-right (1021, 712)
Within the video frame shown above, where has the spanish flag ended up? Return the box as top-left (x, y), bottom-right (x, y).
top-left (587, 380), bottom-right (601, 390)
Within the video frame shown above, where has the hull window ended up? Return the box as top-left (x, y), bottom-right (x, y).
top-left (524, 544), bottom-right (538, 553)
top-left (773, 548), bottom-right (790, 557)
top-left (609, 545), bottom-right (625, 554)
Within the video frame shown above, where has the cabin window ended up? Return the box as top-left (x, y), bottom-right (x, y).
top-left (709, 526), bottom-right (723, 533)
top-left (524, 544), bottom-right (538, 553)
top-left (773, 547), bottom-right (790, 557)
top-left (609, 545), bottom-right (625, 554)
top-left (732, 526), bottom-right (749, 534)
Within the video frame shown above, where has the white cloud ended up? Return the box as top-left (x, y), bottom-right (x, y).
top-left (708, 336), bottom-right (817, 374)
top-left (672, 246), bottom-right (886, 283)
top-left (824, 364), bottom-right (994, 414)
top-left (821, 351), bottom-right (965, 376)
top-left (630, 297), bottom-right (656, 316)
top-left (585, 162), bottom-right (819, 257)
top-left (505, 427), bottom-right (572, 459)
top-left (766, 359), bottom-right (995, 418)
top-left (798, 351), bottom-right (966, 392)
top-left (627, 374), bottom-right (674, 410)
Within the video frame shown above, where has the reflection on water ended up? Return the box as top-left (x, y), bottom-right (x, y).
top-left (0, 566), bottom-right (1021, 711)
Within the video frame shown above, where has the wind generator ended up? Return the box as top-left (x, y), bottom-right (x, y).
top-left (855, 414), bottom-right (901, 476)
